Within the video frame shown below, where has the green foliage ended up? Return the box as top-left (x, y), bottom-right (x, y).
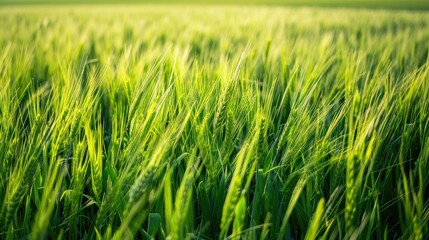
top-left (0, 5), bottom-right (428, 239)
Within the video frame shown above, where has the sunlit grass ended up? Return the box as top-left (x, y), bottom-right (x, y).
top-left (0, 5), bottom-right (428, 239)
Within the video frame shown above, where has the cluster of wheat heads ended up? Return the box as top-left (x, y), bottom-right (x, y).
top-left (0, 5), bottom-right (428, 240)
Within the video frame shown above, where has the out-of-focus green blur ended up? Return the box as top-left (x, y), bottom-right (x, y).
top-left (0, 0), bottom-right (428, 10)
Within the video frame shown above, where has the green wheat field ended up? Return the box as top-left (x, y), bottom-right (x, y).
top-left (0, 2), bottom-right (428, 240)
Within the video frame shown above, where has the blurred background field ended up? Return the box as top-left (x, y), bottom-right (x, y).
top-left (0, 0), bottom-right (428, 10)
